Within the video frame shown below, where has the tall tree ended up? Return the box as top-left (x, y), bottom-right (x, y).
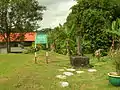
top-left (65, 0), bottom-right (120, 53)
top-left (0, 0), bottom-right (46, 53)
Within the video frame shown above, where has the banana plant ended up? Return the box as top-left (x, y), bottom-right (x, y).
top-left (107, 18), bottom-right (120, 51)
top-left (59, 24), bottom-right (75, 56)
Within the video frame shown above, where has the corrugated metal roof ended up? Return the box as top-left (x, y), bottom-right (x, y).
top-left (0, 32), bottom-right (36, 42)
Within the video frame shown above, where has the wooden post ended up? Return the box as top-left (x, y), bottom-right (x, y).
top-left (46, 43), bottom-right (49, 64)
top-left (34, 32), bottom-right (37, 64)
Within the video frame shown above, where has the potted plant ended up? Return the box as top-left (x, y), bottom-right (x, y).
top-left (108, 51), bottom-right (120, 86)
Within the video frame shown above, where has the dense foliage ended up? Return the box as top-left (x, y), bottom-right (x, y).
top-left (47, 0), bottom-right (120, 55)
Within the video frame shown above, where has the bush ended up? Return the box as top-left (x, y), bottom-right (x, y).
top-left (101, 51), bottom-right (108, 57)
top-left (23, 47), bottom-right (35, 54)
top-left (23, 46), bottom-right (40, 54)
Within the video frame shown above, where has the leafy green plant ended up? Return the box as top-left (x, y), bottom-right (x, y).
top-left (23, 47), bottom-right (35, 54)
top-left (107, 18), bottom-right (120, 51)
top-left (113, 51), bottom-right (120, 76)
top-left (23, 45), bottom-right (40, 54)
top-left (66, 0), bottom-right (120, 53)
top-left (58, 24), bottom-right (75, 56)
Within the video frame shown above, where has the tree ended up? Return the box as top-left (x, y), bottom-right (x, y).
top-left (65, 0), bottom-right (120, 53)
top-left (48, 27), bottom-right (61, 52)
top-left (59, 24), bottom-right (75, 56)
top-left (0, 0), bottom-right (46, 53)
top-left (107, 18), bottom-right (120, 52)
top-left (48, 24), bottom-right (76, 55)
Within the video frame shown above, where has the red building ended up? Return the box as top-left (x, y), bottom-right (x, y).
top-left (0, 32), bottom-right (36, 47)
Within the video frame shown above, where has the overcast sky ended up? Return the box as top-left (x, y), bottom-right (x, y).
top-left (38, 0), bottom-right (76, 29)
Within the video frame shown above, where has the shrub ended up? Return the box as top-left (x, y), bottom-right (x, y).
top-left (23, 46), bottom-right (40, 54)
top-left (113, 50), bottom-right (120, 75)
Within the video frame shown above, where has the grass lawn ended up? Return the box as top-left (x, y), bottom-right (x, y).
top-left (0, 51), bottom-right (120, 90)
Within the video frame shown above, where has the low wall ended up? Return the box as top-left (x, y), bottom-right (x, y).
top-left (0, 48), bottom-right (7, 54)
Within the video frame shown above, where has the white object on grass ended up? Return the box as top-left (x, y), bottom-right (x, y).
top-left (56, 75), bottom-right (66, 79)
top-left (63, 72), bottom-right (74, 76)
top-left (76, 71), bottom-right (85, 74)
top-left (58, 69), bottom-right (65, 72)
top-left (66, 68), bottom-right (76, 72)
top-left (59, 82), bottom-right (69, 87)
top-left (88, 69), bottom-right (97, 72)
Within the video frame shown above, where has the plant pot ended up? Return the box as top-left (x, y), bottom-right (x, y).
top-left (108, 72), bottom-right (120, 86)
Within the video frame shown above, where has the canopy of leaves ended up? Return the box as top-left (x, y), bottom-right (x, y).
top-left (0, 0), bottom-right (46, 34)
top-left (48, 0), bottom-right (120, 55)
top-left (65, 0), bottom-right (120, 52)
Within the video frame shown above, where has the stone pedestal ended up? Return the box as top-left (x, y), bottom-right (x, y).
top-left (70, 56), bottom-right (89, 67)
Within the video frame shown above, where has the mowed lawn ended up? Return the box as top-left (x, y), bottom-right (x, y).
top-left (0, 51), bottom-right (120, 90)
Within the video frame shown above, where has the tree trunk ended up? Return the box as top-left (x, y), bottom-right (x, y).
top-left (6, 32), bottom-right (11, 53)
top-left (66, 39), bottom-right (71, 56)
top-left (6, 34), bottom-right (9, 53)
top-left (110, 39), bottom-right (115, 56)
top-left (66, 39), bottom-right (73, 65)
top-left (118, 38), bottom-right (120, 51)
top-left (5, 8), bottom-right (11, 53)
top-left (51, 42), bottom-right (56, 52)
top-left (76, 35), bottom-right (82, 56)
top-left (111, 39), bottom-right (115, 51)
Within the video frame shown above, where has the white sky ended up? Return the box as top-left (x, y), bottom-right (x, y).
top-left (38, 0), bottom-right (76, 29)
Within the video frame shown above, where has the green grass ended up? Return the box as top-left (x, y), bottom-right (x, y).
top-left (0, 51), bottom-right (120, 90)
